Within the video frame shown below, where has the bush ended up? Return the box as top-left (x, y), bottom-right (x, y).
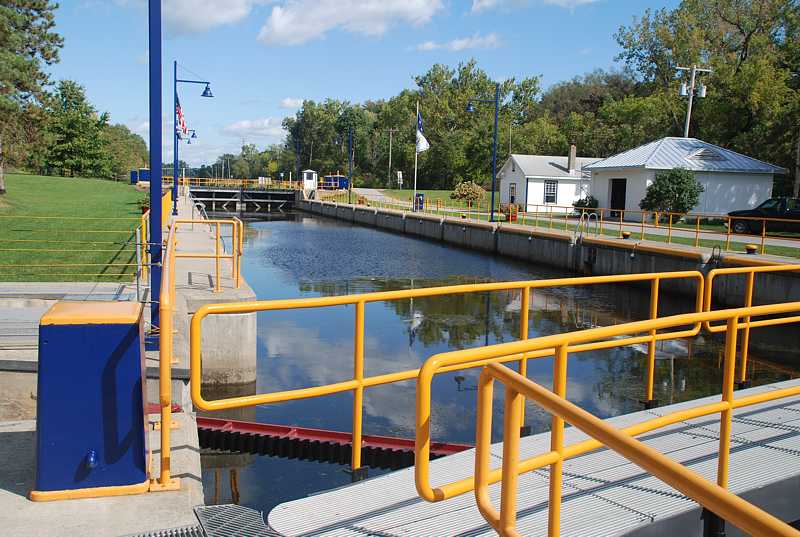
top-left (639, 168), bottom-right (704, 215)
top-left (574, 195), bottom-right (599, 209)
top-left (450, 180), bottom-right (486, 203)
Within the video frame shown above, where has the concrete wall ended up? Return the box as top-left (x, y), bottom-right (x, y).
top-left (298, 200), bottom-right (800, 307)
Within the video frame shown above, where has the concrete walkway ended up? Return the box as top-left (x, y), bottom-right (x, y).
top-left (0, 412), bottom-right (203, 537)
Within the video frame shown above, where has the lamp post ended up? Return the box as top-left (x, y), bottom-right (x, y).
top-left (173, 60), bottom-right (213, 215)
top-left (148, 0), bottom-right (162, 335)
top-left (677, 64), bottom-right (711, 138)
top-left (466, 82), bottom-right (500, 222)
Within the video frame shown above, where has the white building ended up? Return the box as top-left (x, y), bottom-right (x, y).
top-left (498, 145), bottom-right (601, 213)
top-left (585, 137), bottom-right (787, 216)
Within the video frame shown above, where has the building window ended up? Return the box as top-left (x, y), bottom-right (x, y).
top-left (544, 180), bottom-right (558, 204)
top-left (509, 183), bottom-right (516, 204)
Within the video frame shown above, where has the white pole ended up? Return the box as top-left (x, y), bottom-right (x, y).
top-left (413, 100), bottom-right (419, 212)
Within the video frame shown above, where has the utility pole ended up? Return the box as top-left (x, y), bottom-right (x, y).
top-left (677, 64), bottom-right (712, 138)
top-left (348, 126), bottom-right (353, 204)
top-left (387, 127), bottom-right (398, 189)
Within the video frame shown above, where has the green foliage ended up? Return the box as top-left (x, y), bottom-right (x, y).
top-left (639, 168), bottom-right (704, 214)
top-left (102, 124), bottom-right (148, 180)
top-left (450, 180), bottom-right (485, 203)
top-left (574, 195), bottom-right (599, 209)
top-left (43, 80), bottom-right (110, 177)
top-left (0, 1), bottom-right (63, 192)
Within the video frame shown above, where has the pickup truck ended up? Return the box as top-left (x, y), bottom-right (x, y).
top-left (728, 197), bottom-right (800, 233)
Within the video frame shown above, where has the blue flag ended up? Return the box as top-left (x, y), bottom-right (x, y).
top-left (416, 110), bottom-right (430, 153)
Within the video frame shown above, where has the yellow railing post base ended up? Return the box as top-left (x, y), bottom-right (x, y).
top-left (148, 478), bottom-right (181, 493)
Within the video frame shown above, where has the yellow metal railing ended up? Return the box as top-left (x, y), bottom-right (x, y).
top-left (0, 214), bottom-right (144, 282)
top-left (704, 264), bottom-right (800, 387)
top-left (319, 195), bottom-right (800, 257)
top-left (436, 304), bottom-right (800, 536)
top-left (176, 176), bottom-right (302, 190)
top-left (149, 210), bottom-right (243, 491)
top-left (189, 271), bottom-right (703, 473)
top-left (173, 218), bottom-right (243, 292)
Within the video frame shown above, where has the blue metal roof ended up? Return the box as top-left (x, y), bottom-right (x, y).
top-left (585, 137), bottom-right (787, 174)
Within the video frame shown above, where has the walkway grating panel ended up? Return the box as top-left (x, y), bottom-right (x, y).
top-left (268, 379), bottom-right (800, 537)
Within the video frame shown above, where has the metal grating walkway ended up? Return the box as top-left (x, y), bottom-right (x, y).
top-left (268, 379), bottom-right (800, 536)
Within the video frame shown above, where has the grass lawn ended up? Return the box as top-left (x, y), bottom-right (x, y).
top-left (0, 173), bottom-right (146, 282)
top-left (380, 189), bottom-right (500, 211)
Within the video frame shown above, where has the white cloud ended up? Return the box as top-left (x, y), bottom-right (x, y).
top-left (223, 117), bottom-right (286, 139)
top-left (417, 32), bottom-right (500, 52)
top-left (471, 0), bottom-right (502, 12)
top-left (544, 0), bottom-right (597, 7)
top-left (471, 0), bottom-right (597, 12)
top-left (280, 97), bottom-right (304, 109)
top-left (114, 0), bottom-right (268, 35)
top-left (257, 0), bottom-right (443, 46)
top-left (163, 0), bottom-right (266, 35)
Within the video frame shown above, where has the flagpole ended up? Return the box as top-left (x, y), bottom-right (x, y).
top-left (413, 100), bottom-right (418, 212)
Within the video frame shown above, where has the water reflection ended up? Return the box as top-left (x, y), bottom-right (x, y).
top-left (202, 212), bottom-right (799, 513)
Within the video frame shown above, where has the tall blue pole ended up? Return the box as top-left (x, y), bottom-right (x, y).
top-left (172, 60), bottom-right (178, 215)
top-left (490, 83), bottom-right (499, 223)
top-left (148, 0), bottom-right (162, 333)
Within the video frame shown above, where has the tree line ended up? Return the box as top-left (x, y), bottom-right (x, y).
top-left (207, 0), bottom-right (799, 196)
top-left (1, 1), bottom-right (148, 193)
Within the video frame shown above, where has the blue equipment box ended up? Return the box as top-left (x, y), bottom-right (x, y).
top-left (33, 302), bottom-right (148, 498)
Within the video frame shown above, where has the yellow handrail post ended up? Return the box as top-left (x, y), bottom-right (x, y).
top-left (641, 211), bottom-right (646, 241)
top-left (667, 213), bottom-right (673, 244)
top-left (214, 222), bottom-right (221, 293)
top-left (695, 216), bottom-right (701, 248)
top-left (717, 316), bottom-right (738, 489)
top-left (475, 369), bottom-right (500, 530)
top-left (351, 300), bottom-right (366, 474)
top-left (761, 220), bottom-right (767, 255)
top-left (645, 278), bottom-right (659, 405)
top-left (725, 217), bottom-right (733, 251)
top-left (500, 385), bottom-right (524, 536)
top-left (518, 286), bottom-right (530, 426)
top-left (618, 210), bottom-right (623, 238)
top-left (738, 271), bottom-right (754, 385)
top-left (547, 343), bottom-right (568, 537)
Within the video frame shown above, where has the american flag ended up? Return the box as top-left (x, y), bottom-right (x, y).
top-left (176, 95), bottom-right (188, 135)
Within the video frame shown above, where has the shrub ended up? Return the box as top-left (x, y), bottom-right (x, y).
top-left (450, 180), bottom-right (486, 204)
top-left (639, 168), bottom-right (704, 215)
top-left (574, 195), bottom-right (599, 209)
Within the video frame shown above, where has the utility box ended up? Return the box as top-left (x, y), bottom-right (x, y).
top-left (414, 193), bottom-right (425, 211)
top-left (31, 302), bottom-right (148, 501)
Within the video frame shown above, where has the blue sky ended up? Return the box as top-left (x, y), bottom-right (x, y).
top-left (51, 0), bottom-right (678, 166)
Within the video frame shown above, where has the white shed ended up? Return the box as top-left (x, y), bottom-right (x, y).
top-left (302, 169), bottom-right (318, 191)
top-left (498, 146), bottom-right (600, 213)
top-left (585, 137), bottom-right (787, 217)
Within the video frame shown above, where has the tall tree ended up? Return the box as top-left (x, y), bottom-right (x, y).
top-left (44, 80), bottom-right (110, 177)
top-left (0, 0), bottom-right (63, 193)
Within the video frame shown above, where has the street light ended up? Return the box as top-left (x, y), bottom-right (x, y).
top-left (173, 60), bottom-right (213, 215)
top-left (466, 82), bottom-right (500, 222)
top-left (677, 64), bottom-right (711, 138)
